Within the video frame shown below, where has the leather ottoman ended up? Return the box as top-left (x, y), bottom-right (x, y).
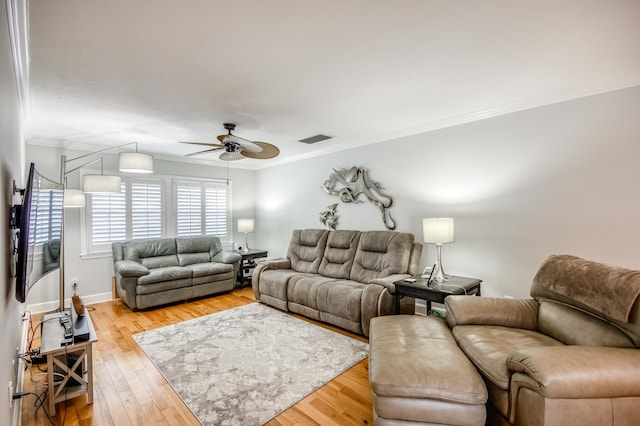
top-left (369, 315), bottom-right (487, 426)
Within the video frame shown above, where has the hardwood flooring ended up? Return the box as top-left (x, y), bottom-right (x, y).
top-left (20, 287), bottom-right (373, 425)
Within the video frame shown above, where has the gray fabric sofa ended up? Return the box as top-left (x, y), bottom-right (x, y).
top-left (252, 229), bottom-right (423, 336)
top-left (112, 236), bottom-right (241, 310)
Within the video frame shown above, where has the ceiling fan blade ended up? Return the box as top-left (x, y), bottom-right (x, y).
top-left (240, 141), bottom-right (280, 160)
top-left (185, 147), bottom-right (224, 156)
top-left (180, 141), bottom-right (226, 148)
top-left (217, 134), bottom-right (262, 153)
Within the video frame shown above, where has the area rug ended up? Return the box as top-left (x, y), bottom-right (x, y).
top-left (133, 303), bottom-right (369, 425)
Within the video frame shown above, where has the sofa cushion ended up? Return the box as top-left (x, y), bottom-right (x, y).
top-left (287, 275), bottom-right (337, 310)
top-left (350, 231), bottom-right (413, 283)
top-left (318, 230), bottom-right (360, 279)
top-left (317, 280), bottom-right (365, 324)
top-left (137, 266), bottom-right (192, 286)
top-left (176, 236), bottom-right (222, 266)
top-left (452, 325), bottom-right (563, 390)
top-left (287, 229), bottom-right (328, 273)
top-left (186, 262), bottom-right (233, 278)
top-left (123, 238), bottom-right (179, 269)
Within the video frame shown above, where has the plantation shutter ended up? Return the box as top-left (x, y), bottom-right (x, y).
top-left (131, 181), bottom-right (162, 239)
top-left (91, 183), bottom-right (126, 244)
top-left (205, 184), bottom-right (228, 237)
top-left (176, 180), bottom-right (228, 238)
top-left (176, 183), bottom-right (202, 237)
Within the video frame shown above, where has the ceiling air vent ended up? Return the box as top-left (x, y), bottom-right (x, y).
top-left (298, 134), bottom-right (332, 144)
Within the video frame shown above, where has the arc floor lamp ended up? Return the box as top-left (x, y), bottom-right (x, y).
top-left (57, 142), bottom-right (154, 311)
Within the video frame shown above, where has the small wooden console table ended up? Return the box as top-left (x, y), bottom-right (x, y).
top-left (40, 309), bottom-right (98, 416)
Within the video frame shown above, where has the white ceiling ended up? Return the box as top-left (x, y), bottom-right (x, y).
top-left (25, 0), bottom-right (640, 169)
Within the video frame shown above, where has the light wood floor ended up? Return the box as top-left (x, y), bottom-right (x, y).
top-left (21, 287), bottom-right (373, 426)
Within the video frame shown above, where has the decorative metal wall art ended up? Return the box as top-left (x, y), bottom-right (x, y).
top-left (321, 167), bottom-right (396, 230)
top-left (319, 203), bottom-right (338, 230)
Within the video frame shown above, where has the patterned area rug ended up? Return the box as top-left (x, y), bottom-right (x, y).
top-left (133, 303), bottom-right (369, 425)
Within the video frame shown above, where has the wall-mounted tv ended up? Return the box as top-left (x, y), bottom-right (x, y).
top-left (15, 163), bottom-right (64, 303)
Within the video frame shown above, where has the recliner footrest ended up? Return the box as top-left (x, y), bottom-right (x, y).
top-left (369, 315), bottom-right (487, 426)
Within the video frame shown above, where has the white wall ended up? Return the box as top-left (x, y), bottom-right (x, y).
top-left (24, 145), bottom-right (256, 309)
top-left (256, 87), bottom-right (640, 299)
top-left (1, 2), bottom-right (27, 424)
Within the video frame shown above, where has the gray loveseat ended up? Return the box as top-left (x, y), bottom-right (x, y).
top-left (112, 236), bottom-right (241, 310)
top-left (252, 229), bottom-right (423, 336)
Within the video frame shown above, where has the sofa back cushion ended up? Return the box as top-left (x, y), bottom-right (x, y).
top-left (176, 236), bottom-right (222, 266)
top-left (288, 229), bottom-right (328, 273)
top-left (531, 254), bottom-right (640, 348)
top-left (123, 238), bottom-right (179, 269)
top-left (318, 230), bottom-right (361, 279)
top-left (350, 231), bottom-right (414, 283)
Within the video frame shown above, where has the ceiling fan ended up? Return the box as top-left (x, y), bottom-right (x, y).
top-left (180, 123), bottom-right (280, 161)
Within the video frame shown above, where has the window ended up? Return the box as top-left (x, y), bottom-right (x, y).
top-left (85, 175), bottom-right (229, 255)
top-left (175, 180), bottom-right (229, 239)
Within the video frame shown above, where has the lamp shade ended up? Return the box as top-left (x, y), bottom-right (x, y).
top-left (238, 219), bottom-right (254, 233)
top-left (63, 189), bottom-right (86, 208)
top-left (423, 218), bottom-right (455, 244)
top-left (83, 174), bottom-right (122, 193)
top-left (119, 152), bottom-right (154, 173)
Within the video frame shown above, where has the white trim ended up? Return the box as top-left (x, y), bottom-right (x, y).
top-left (12, 314), bottom-right (30, 426)
top-left (5, 0), bottom-right (31, 139)
top-left (26, 292), bottom-right (113, 314)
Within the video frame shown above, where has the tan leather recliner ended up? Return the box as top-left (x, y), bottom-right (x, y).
top-left (445, 254), bottom-right (640, 426)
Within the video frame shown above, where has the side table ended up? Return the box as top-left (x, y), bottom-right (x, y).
top-left (394, 275), bottom-right (482, 314)
top-left (234, 249), bottom-right (268, 287)
top-left (40, 309), bottom-right (98, 416)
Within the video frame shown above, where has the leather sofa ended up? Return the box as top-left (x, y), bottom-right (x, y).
top-left (112, 236), bottom-right (241, 310)
top-left (445, 254), bottom-right (640, 426)
top-left (252, 228), bottom-right (423, 336)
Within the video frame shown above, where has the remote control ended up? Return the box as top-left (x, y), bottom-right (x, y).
top-left (60, 316), bottom-right (73, 339)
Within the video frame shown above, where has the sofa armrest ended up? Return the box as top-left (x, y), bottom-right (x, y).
top-left (251, 258), bottom-right (292, 300)
top-left (508, 346), bottom-right (640, 398)
top-left (445, 296), bottom-right (539, 330)
top-left (211, 250), bottom-right (242, 264)
top-left (114, 260), bottom-right (150, 277)
top-left (369, 274), bottom-right (411, 294)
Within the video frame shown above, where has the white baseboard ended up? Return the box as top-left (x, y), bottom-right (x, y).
top-left (13, 314), bottom-right (30, 426)
top-left (27, 292), bottom-right (113, 314)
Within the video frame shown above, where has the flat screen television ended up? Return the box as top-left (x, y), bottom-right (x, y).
top-left (15, 163), bottom-right (64, 303)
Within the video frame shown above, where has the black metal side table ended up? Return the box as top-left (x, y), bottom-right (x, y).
top-left (394, 275), bottom-right (482, 314)
top-left (234, 249), bottom-right (268, 287)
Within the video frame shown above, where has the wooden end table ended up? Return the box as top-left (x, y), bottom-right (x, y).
top-left (234, 249), bottom-right (268, 287)
top-left (394, 275), bottom-right (482, 314)
top-left (40, 309), bottom-right (98, 416)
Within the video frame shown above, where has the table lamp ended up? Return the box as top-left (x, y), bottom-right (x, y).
top-left (423, 218), bottom-right (455, 282)
top-left (238, 219), bottom-right (254, 253)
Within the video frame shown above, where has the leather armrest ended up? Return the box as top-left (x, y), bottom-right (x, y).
top-left (369, 274), bottom-right (411, 294)
top-left (508, 346), bottom-right (640, 398)
top-left (259, 258), bottom-right (291, 270)
top-left (211, 250), bottom-right (242, 264)
top-left (445, 296), bottom-right (539, 329)
top-left (114, 260), bottom-right (150, 277)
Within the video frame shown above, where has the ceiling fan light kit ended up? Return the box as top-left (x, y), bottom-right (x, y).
top-left (181, 123), bottom-right (280, 161)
